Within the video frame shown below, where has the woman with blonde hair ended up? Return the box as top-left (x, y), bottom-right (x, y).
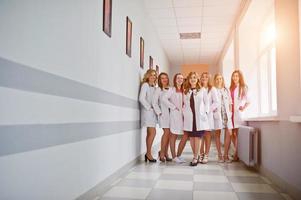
top-left (213, 73), bottom-right (233, 162)
top-left (139, 69), bottom-right (158, 162)
top-left (199, 72), bottom-right (218, 164)
top-left (152, 72), bottom-right (172, 162)
top-left (183, 72), bottom-right (209, 166)
top-left (163, 73), bottom-right (188, 163)
top-left (230, 70), bottom-right (250, 161)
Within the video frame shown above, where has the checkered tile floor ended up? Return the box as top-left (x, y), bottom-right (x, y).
top-left (97, 142), bottom-right (293, 200)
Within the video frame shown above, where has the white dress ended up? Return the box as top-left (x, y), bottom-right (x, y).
top-left (215, 87), bottom-right (233, 130)
top-left (139, 82), bottom-right (157, 127)
top-left (206, 87), bottom-right (219, 131)
top-left (162, 87), bottom-right (184, 135)
top-left (231, 85), bottom-right (250, 128)
top-left (152, 87), bottom-right (170, 128)
top-left (183, 88), bottom-right (210, 132)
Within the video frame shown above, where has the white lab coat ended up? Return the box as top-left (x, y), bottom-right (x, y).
top-left (214, 87), bottom-right (233, 130)
top-left (162, 87), bottom-right (184, 135)
top-left (231, 85), bottom-right (250, 128)
top-left (206, 87), bottom-right (219, 130)
top-left (152, 87), bottom-right (170, 128)
top-left (139, 82), bottom-right (157, 127)
top-left (183, 88), bottom-right (210, 132)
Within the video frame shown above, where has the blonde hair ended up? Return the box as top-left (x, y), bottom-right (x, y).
top-left (213, 73), bottom-right (225, 88)
top-left (184, 72), bottom-right (201, 94)
top-left (230, 69), bottom-right (248, 98)
top-left (200, 72), bottom-right (213, 93)
top-left (142, 69), bottom-right (157, 85)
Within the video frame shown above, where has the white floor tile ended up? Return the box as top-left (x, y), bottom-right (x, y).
top-left (163, 168), bottom-right (194, 175)
top-left (231, 183), bottom-right (277, 193)
top-left (224, 170), bottom-right (258, 177)
top-left (102, 186), bottom-right (151, 199)
top-left (260, 176), bottom-right (273, 184)
top-left (193, 191), bottom-right (238, 200)
top-left (126, 172), bottom-right (161, 180)
top-left (155, 180), bottom-right (193, 191)
top-left (194, 175), bottom-right (229, 183)
top-left (281, 193), bottom-right (294, 200)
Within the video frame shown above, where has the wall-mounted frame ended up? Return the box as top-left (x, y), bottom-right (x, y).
top-left (156, 65), bottom-right (159, 74)
top-left (149, 56), bottom-right (153, 69)
top-left (140, 37), bottom-right (144, 68)
top-left (126, 17), bottom-right (132, 57)
top-left (102, 0), bottom-right (112, 37)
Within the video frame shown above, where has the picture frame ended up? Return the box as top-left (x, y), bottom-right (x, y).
top-left (156, 65), bottom-right (159, 74)
top-left (102, 0), bottom-right (112, 37)
top-left (149, 56), bottom-right (153, 69)
top-left (126, 16), bottom-right (132, 57)
top-left (140, 37), bottom-right (144, 68)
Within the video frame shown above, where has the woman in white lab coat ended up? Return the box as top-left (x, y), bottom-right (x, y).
top-left (183, 72), bottom-right (209, 166)
top-left (163, 73), bottom-right (188, 163)
top-left (199, 72), bottom-right (218, 164)
top-left (230, 70), bottom-right (250, 161)
top-left (139, 69), bottom-right (158, 162)
top-left (152, 72), bottom-right (172, 162)
top-left (214, 73), bottom-right (233, 163)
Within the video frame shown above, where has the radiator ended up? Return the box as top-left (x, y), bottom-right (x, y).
top-left (238, 126), bottom-right (259, 167)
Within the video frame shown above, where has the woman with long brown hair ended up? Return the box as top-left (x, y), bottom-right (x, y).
top-left (152, 72), bottom-right (172, 162)
top-left (139, 69), bottom-right (158, 162)
top-left (163, 73), bottom-right (188, 163)
top-left (230, 70), bottom-right (250, 161)
top-left (183, 72), bottom-right (209, 166)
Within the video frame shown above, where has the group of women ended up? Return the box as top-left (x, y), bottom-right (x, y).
top-left (139, 69), bottom-right (250, 166)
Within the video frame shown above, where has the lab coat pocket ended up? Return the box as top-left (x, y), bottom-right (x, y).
top-left (213, 111), bottom-right (221, 120)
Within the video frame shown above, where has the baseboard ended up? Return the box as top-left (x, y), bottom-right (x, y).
top-left (259, 166), bottom-right (301, 200)
top-left (76, 143), bottom-right (160, 200)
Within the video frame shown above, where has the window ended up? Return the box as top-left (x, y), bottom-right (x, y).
top-left (238, 0), bottom-right (277, 118)
top-left (222, 39), bottom-right (235, 87)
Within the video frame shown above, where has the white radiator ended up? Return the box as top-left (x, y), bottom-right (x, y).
top-left (238, 126), bottom-right (259, 167)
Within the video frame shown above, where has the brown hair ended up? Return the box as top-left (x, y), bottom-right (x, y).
top-left (230, 69), bottom-right (248, 98)
top-left (173, 73), bottom-right (184, 92)
top-left (141, 69), bottom-right (157, 85)
top-left (213, 73), bottom-right (225, 88)
top-left (184, 72), bottom-right (201, 94)
top-left (158, 72), bottom-right (169, 90)
top-left (200, 72), bottom-right (213, 93)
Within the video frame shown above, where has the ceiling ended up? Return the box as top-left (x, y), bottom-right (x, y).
top-left (143, 0), bottom-right (242, 67)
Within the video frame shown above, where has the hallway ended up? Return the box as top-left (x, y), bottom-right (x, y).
top-left (96, 142), bottom-right (292, 200)
top-left (1, 0), bottom-right (301, 199)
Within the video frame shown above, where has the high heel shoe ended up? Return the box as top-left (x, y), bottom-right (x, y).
top-left (190, 158), bottom-right (198, 166)
top-left (165, 156), bottom-right (172, 162)
top-left (158, 151), bottom-right (166, 162)
top-left (145, 154), bottom-right (157, 162)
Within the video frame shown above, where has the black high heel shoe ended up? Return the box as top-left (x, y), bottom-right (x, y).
top-left (165, 155), bottom-right (172, 162)
top-left (190, 158), bottom-right (198, 166)
top-left (158, 151), bottom-right (166, 162)
top-left (145, 154), bottom-right (157, 162)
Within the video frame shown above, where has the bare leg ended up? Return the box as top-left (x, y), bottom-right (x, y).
top-left (231, 128), bottom-right (239, 160)
top-left (190, 137), bottom-right (195, 156)
top-left (214, 130), bottom-right (222, 157)
top-left (193, 137), bottom-right (201, 159)
top-left (200, 137), bottom-right (205, 155)
top-left (169, 133), bottom-right (178, 159)
top-left (224, 128), bottom-right (232, 160)
top-left (177, 133), bottom-right (189, 157)
top-left (204, 131), bottom-right (211, 155)
top-left (160, 128), bottom-right (170, 159)
top-left (146, 127), bottom-right (156, 159)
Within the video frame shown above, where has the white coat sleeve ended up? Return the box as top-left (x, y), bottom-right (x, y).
top-left (244, 87), bottom-right (251, 105)
top-left (152, 88), bottom-right (162, 115)
top-left (210, 88), bottom-right (219, 112)
top-left (139, 83), bottom-right (151, 110)
top-left (203, 90), bottom-right (210, 114)
top-left (162, 89), bottom-right (177, 110)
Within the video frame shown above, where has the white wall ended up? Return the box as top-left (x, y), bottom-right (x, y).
top-left (0, 0), bottom-right (170, 199)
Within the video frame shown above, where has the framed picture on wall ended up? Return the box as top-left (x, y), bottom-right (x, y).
top-left (126, 16), bottom-right (132, 57)
top-left (156, 65), bottom-right (159, 74)
top-left (140, 37), bottom-right (144, 68)
top-left (102, 0), bottom-right (112, 37)
top-left (149, 56), bottom-right (153, 69)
